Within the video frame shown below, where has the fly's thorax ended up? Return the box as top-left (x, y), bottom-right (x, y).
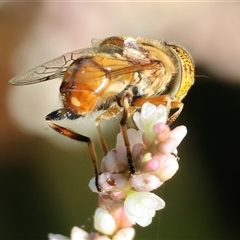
top-left (132, 39), bottom-right (178, 98)
top-left (96, 36), bottom-right (180, 100)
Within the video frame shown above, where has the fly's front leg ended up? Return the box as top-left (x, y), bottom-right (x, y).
top-left (166, 101), bottom-right (183, 125)
top-left (45, 109), bottom-right (101, 191)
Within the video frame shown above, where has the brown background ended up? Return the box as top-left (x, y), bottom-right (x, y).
top-left (1, 2), bottom-right (240, 239)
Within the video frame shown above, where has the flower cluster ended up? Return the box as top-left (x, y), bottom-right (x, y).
top-left (49, 103), bottom-right (187, 240)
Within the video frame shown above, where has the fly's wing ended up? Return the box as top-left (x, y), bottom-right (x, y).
top-left (9, 48), bottom-right (93, 86)
top-left (10, 37), bottom-right (156, 87)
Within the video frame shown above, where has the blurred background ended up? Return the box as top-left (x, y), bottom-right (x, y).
top-left (1, 2), bottom-right (240, 239)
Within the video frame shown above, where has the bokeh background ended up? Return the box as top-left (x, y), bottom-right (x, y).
top-left (1, 2), bottom-right (240, 239)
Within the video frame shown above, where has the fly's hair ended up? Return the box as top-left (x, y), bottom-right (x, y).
top-left (94, 82), bottom-right (145, 112)
top-left (95, 95), bottom-right (119, 111)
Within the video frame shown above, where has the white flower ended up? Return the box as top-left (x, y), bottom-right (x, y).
top-left (94, 208), bottom-right (117, 236)
top-left (133, 102), bottom-right (167, 133)
top-left (133, 103), bottom-right (167, 140)
top-left (124, 190), bottom-right (165, 227)
top-left (48, 227), bottom-right (89, 240)
top-left (101, 146), bottom-right (128, 173)
top-left (87, 102), bottom-right (185, 235)
top-left (112, 228), bottom-right (135, 240)
top-left (88, 177), bottom-right (99, 193)
top-left (71, 227), bottom-right (90, 240)
top-left (99, 172), bottom-right (128, 192)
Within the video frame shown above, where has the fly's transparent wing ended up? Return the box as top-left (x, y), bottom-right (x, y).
top-left (9, 48), bottom-right (93, 86)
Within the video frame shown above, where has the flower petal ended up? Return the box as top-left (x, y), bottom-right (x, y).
top-left (71, 227), bottom-right (90, 240)
top-left (133, 103), bottom-right (167, 142)
top-left (124, 191), bottom-right (165, 227)
top-left (112, 228), bottom-right (135, 240)
top-left (101, 147), bottom-right (128, 173)
top-left (170, 125), bottom-right (187, 146)
top-left (130, 173), bottom-right (162, 192)
top-left (94, 208), bottom-right (117, 236)
top-left (154, 154), bottom-right (179, 181)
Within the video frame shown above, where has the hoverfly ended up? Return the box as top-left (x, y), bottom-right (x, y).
top-left (9, 36), bottom-right (194, 191)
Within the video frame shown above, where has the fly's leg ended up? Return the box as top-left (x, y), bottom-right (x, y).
top-left (166, 101), bottom-right (183, 125)
top-left (96, 105), bottom-right (138, 154)
top-left (118, 92), bottom-right (135, 174)
top-left (45, 109), bottom-right (101, 191)
top-left (96, 92), bottom-right (136, 174)
top-left (95, 107), bottom-right (121, 155)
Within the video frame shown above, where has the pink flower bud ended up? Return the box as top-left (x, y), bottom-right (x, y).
top-left (130, 173), bottom-right (163, 192)
top-left (101, 147), bottom-right (128, 173)
top-left (154, 154), bottom-right (179, 181)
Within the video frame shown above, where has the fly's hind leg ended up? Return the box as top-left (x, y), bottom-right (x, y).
top-left (95, 106), bottom-right (122, 155)
top-left (45, 109), bottom-right (101, 191)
